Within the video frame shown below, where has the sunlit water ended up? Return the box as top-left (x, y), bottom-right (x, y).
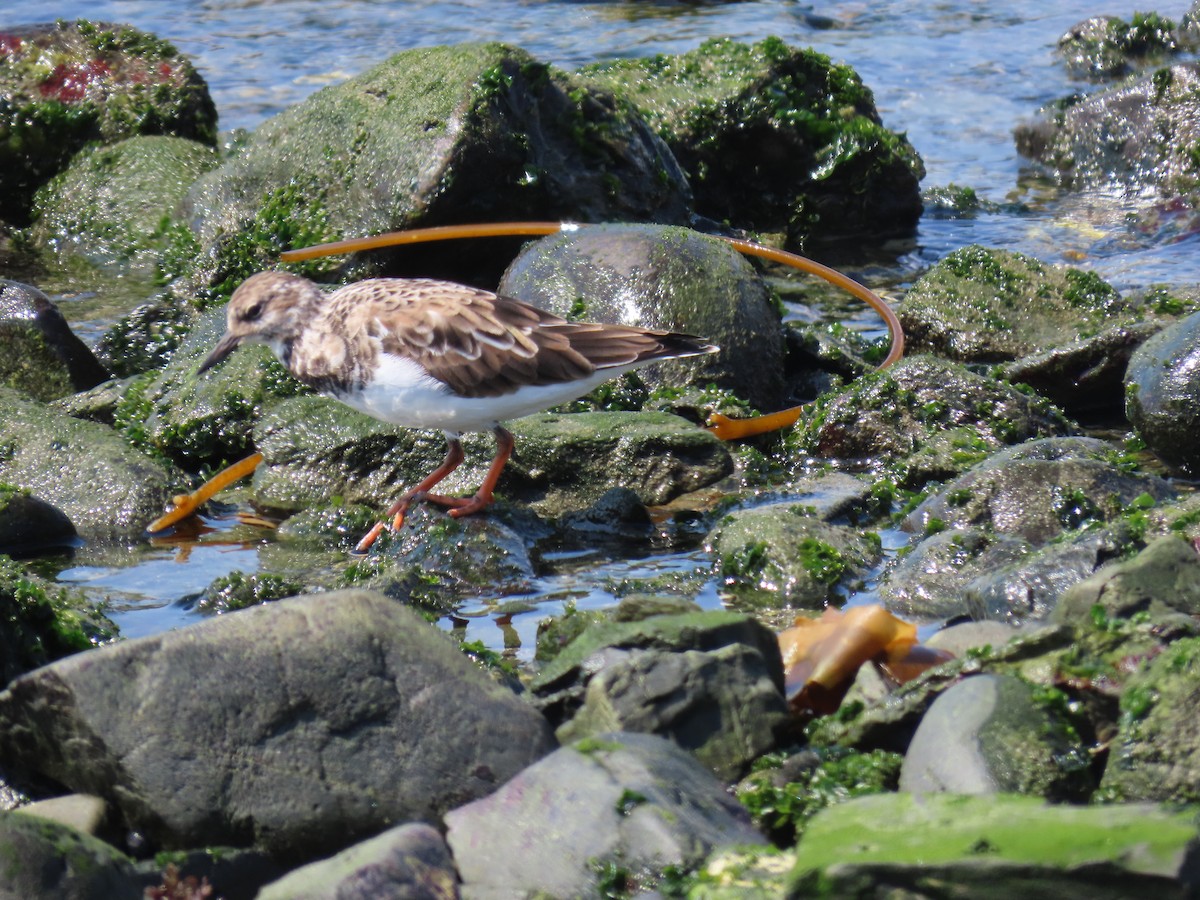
top-left (5, 0), bottom-right (1200, 656)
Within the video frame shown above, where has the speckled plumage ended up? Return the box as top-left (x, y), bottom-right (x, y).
top-left (199, 270), bottom-right (718, 550)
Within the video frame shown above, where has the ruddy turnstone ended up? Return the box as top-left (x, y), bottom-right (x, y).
top-left (198, 271), bottom-right (718, 552)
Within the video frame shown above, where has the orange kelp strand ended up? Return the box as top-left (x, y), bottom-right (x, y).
top-left (279, 222), bottom-right (904, 440)
top-left (778, 605), bottom-right (920, 716)
top-left (146, 451), bottom-right (263, 533)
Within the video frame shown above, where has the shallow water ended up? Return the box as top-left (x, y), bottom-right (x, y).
top-left (5, 0), bottom-right (1200, 656)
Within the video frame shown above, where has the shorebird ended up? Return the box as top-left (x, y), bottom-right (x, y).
top-left (198, 271), bottom-right (718, 552)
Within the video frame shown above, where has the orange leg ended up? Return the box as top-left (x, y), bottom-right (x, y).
top-left (431, 425), bottom-right (514, 518)
top-left (353, 437), bottom-right (465, 554)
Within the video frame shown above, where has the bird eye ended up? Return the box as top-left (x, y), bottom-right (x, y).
top-left (242, 301), bottom-right (265, 322)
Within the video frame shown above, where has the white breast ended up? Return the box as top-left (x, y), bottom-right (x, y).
top-left (335, 353), bottom-right (644, 435)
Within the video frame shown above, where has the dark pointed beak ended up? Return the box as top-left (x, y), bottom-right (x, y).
top-left (198, 333), bottom-right (242, 374)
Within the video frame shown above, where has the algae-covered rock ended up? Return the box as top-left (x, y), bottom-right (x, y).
top-left (0, 485), bottom-right (76, 557)
top-left (499, 223), bottom-right (785, 410)
top-left (1016, 60), bottom-right (1200, 197)
top-left (1054, 535), bottom-right (1200, 626)
top-left (1125, 310), bottom-right (1200, 476)
top-left (1057, 13), bottom-right (1184, 79)
top-left (0, 20), bottom-right (217, 224)
top-left (1102, 635), bottom-right (1200, 804)
top-left (790, 793), bottom-right (1200, 898)
top-left (903, 437), bottom-right (1175, 546)
top-left (253, 395), bottom-right (732, 516)
top-left (28, 135), bottom-right (218, 272)
top-left (0, 810), bottom-right (142, 900)
top-left (0, 387), bottom-right (185, 536)
top-left (899, 674), bottom-right (1093, 800)
top-left (0, 555), bottom-right (115, 689)
top-left (576, 36), bottom-right (924, 247)
top-left (182, 42), bottom-right (690, 301)
top-left (0, 280), bottom-right (109, 402)
top-left (787, 356), bottom-right (1071, 488)
top-left (898, 245), bottom-right (1141, 370)
top-left (709, 503), bottom-right (881, 610)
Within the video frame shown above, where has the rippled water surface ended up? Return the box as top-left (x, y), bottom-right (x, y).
top-left (6, 0), bottom-right (1199, 654)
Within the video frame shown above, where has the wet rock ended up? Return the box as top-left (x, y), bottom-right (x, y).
top-left (256, 823), bottom-right (458, 900)
top-left (334, 506), bottom-right (537, 613)
top-left (0, 280), bottom-right (110, 401)
top-left (962, 525), bottom-right (1133, 625)
top-left (253, 395), bottom-right (732, 517)
top-left (0, 557), bottom-right (115, 689)
top-left (1058, 13), bottom-right (1183, 79)
top-left (899, 674), bottom-right (1092, 799)
top-left (1054, 535), bottom-right (1200, 626)
top-left (709, 503), bottom-right (881, 610)
top-left (557, 487), bottom-right (654, 540)
top-left (924, 620), bottom-right (1025, 657)
top-left (1101, 635), bottom-right (1200, 804)
top-left (1126, 310), bottom-right (1200, 476)
top-left (0, 809), bottom-right (142, 899)
top-left (28, 135), bottom-right (218, 274)
top-left (444, 732), bottom-right (767, 898)
top-left (999, 319), bottom-right (1165, 415)
top-left (530, 610), bottom-right (787, 779)
top-left (902, 437), bottom-right (1175, 546)
top-left (0, 20), bottom-right (217, 224)
top-left (898, 245), bottom-right (1144, 374)
top-left (576, 36), bottom-right (924, 247)
top-left (93, 298), bottom-right (195, 378)
top-left (182, 42), bottom-right (689, 299)
top-left (0, 485), bottom-right (77, 556)
top-left (0, 386), bottom-right (185, 536)
top-left (790, 793), bottom-right (1200, 898)
top-left (498, 223), bottom-right (785, 410)
top-left (877, 527), bottom-right (1032, 621)
top-left (789, 356), bottom-right (1071, 489)
top-left (1015, 60), bottom-right (1200, 197)
top-left (0, 590), bottom-right (556, 862)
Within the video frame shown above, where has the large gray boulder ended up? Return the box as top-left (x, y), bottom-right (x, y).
top-left (0, 590), bottom-right (556, 862)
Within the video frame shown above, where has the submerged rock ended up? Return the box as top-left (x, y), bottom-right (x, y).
top-left (0, 19), bottom-right (217, 224)
top-left (499, 223), bottom-right (786, 411)
top-left (444, 732), bottom-right (767, 898)
top-left (576, 36), bottom-right (924, 247)
top-left (1125, 310), bottom-right (1200, 476)
top-left (0, 590), bottom-right (556, 862)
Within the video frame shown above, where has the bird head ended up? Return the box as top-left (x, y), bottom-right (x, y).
top-left (198, 271), bottom-right (324, 373)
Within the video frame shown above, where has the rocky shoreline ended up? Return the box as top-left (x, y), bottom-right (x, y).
top-left (2, 10), bottom-right (1200, 899)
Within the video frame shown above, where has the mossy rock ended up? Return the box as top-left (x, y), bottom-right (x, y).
top-left (0, 810), bottom-right (142, 898)
top-left (1125, 310), bottom-right (1200, 477)
top-left (788, 355), bottom-right (1071, 489)
top-left (576, 36), bottom-right (924, 247)
top-left (181, 42), bottom-right (690, 304)
top-left (0, 19), bottom-right (217, 224)
top-left (28, 135), bottom-right (218, 272)
top-left (0, 386), bottom-right (185, 536)
top-left (1057, 13), bottom-right (1183, 79)
top-left (899, 245), bottom-right (1139, 364)
top-left (0, 554), bottom-right (115, 688)
top-left (709, 503), bottom-right (881, 610)
top-left (1102, 635), bottom-right (1200, 804)
top-left (790, 793), bottom-right (1200, 897)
